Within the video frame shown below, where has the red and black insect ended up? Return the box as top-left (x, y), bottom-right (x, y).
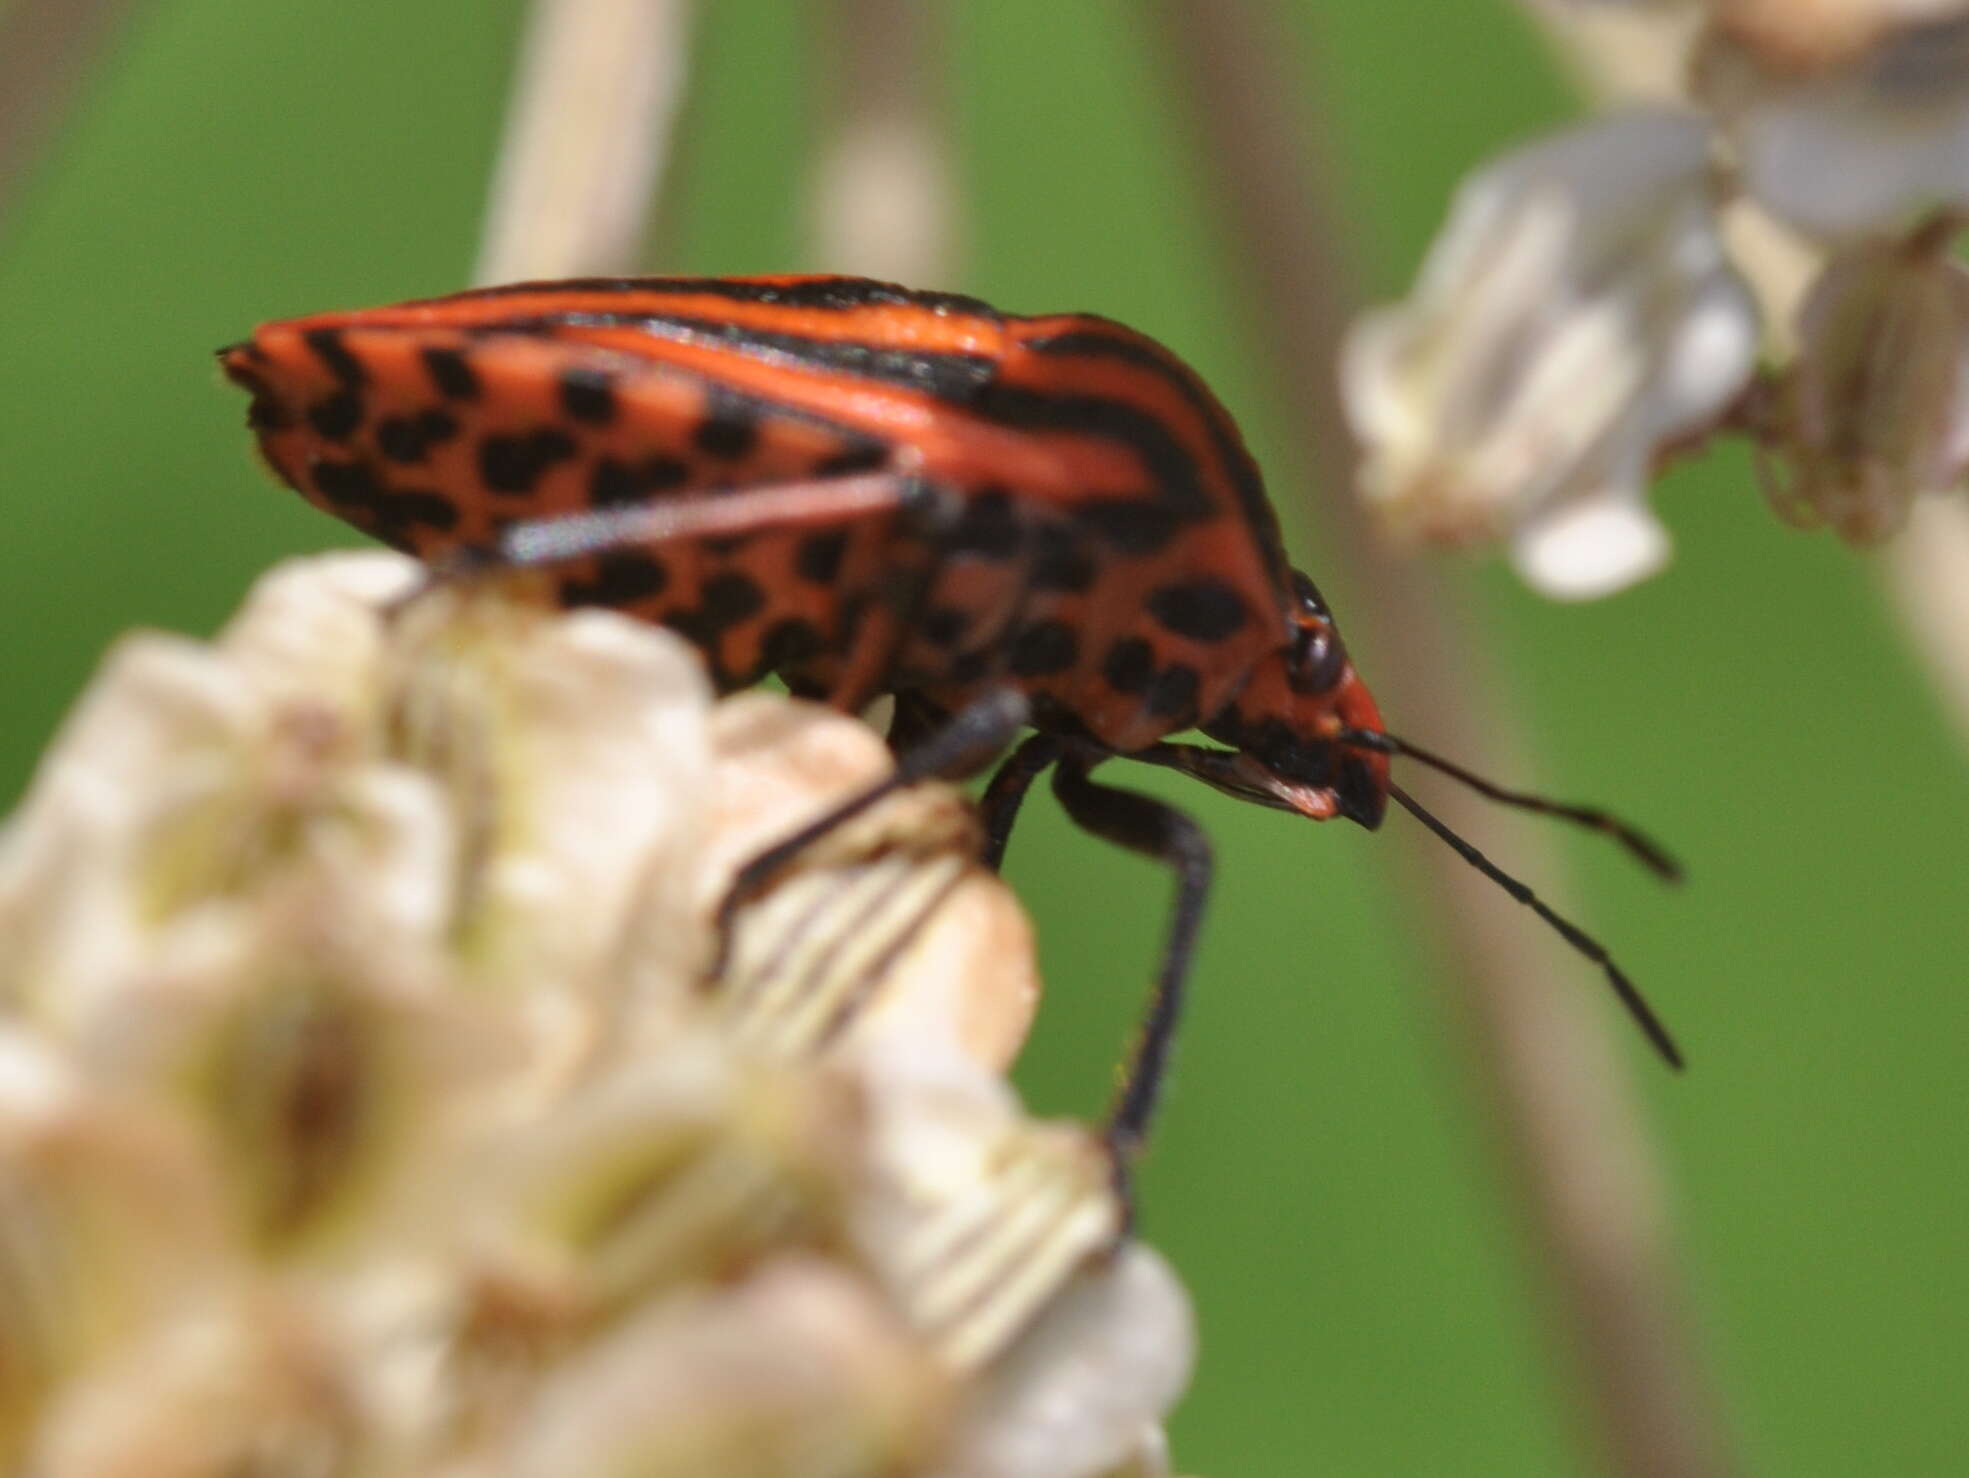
top-left (221, 274), bottom-right (1682, 1182)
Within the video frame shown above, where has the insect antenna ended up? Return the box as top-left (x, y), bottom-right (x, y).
top-left (1340, 729), bottom-right (1681, 883)
top-left (1388, 782), bottom-right (1685, 1071)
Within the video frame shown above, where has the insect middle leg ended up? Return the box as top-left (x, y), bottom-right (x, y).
top-left (978, 733), bottom-right (1067, 870)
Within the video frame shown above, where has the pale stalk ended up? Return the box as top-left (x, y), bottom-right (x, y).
top-left (474, 0), bottom-right (695, 285)
top-left (1510, 0), bottom-right (1704, 103)
top-left (0, 0), bottom-right (142, 234)
top-left (1142, 4), bottom-right (1737, 1475)
top-left (1883, 498), bottom-right (1969, 742)
top-left (810, 0), bottom-right (959, 285)
top-left (810, 0), bottom-right (957, 735)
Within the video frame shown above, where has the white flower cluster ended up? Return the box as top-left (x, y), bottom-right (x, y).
top-left (1345, 0), bottom-right (1969, 597)
top-left (0, 554), bottom-right (1195, 1478)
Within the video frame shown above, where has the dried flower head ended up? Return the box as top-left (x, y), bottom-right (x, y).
top-left (0, 553), bottom-right (1196, 1478)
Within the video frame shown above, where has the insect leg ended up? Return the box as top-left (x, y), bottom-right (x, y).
top-left (978, 734), bottom-right (1067, 871)
top-left (883, 692), bottom-right (950, 756)
top-left (1049, 749), bottom-right (1214, 1232)
top-left (710, 686), bottom-right (1032, 976)
top-left (410, 470), bottom-right (921, 592)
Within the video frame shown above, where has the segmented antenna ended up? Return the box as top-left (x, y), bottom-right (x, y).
top-left (1341, 729), bottom-right (1681, 883)
top-left (1389, 782), bottom-right (1684, 1070)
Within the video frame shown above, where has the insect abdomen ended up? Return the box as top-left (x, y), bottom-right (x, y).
top-left (223, 320), bottom-right (911, 691)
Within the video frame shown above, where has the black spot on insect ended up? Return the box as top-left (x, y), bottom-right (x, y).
top-left (1148, 578), bottom-right (1247, 643)
top-left (422, 345), bottom-right (481, 401)
top-left (310, 456), bottom-right (376, 507)
top-left (949, 487), bottom-right (1023, 560)
top-left (376, 415), bottom-right (430, 463)
top-left (560, 552), bottom-right (667, 607)
top-left (479, 429), bottom-right (577, 495)
top-left (417, 409), bottom-right (460, 445)
top-left (1027, 693), bottom-right (1096, 741)
top-left (761, 617), bottom-right (826, 671)
top-left (699, 571), bottom-right (765, 629)
top-left (309, 457), bottom-right (457, 542)
top-left (796, 530), bottom-right (850, 584)
top-left (559, 367), bottom-right (617, 425)
top-left (1145, 664), bottom-right (1200, 722)
top-left (1073, 497), bottom-right (1181, 556)
top-left (370, 486), bottom-right (462, 538)
top-left (644, 456), bottom-right (690, 490)
top-left (1102, 637), bottom-right (1155, 694)
top-left (947, 649), bottom-right (993, 686)
top-left (304, 328), bottom-right (366, 388)
top-left (671, 578), bottom-right (764, 653)
top-left (693, 393), bottom-right (760, 459)
top-left (244, 393), bottom-right (292, 432)
top-left (593, 453), bottom-right (694, 507)
top-left (589, 457), bottom-right (638, 507)
top-left (1009, 621), bottom-right (1079, 678)
top-left (922, 606), bottom-right (970, 648)
top-left (814, 442), bottom-right (890, 476)
top-left (307, 391), bottom-right (363, 441)
top-left (1029, 522), bottom-right (1096, 593)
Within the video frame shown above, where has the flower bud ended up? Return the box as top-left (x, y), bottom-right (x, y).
top-left (1760, 233), bottom-right (1969, 540)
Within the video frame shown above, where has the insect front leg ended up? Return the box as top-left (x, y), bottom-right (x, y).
top-left (1049, 748), bottom-right (1215, 1237)
top-left (709, 686), bottom-right (1033, 978)
top-left (397, 469), bottom-right (922, 606)
top-left (978, 734), bottom-right (1067, 871)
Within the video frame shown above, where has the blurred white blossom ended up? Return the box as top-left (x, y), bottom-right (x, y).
top-left (1699, 14), bottom-right (1969, 239)
top-left (1344, 107), bottom-right (1758, 599)
top-left (1355, 3), bottom-right (1969, 592)
top-left (0, 553), bottom-right (1195, 1478)
top-left (1708, 0), bottom-right (1969, 73)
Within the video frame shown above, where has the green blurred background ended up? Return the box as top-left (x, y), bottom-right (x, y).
top-left (4, 2), bottom-right (1966, 1472)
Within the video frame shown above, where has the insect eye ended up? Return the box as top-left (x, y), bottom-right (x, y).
top-left (1290, 620), bottom-right (1348, 694)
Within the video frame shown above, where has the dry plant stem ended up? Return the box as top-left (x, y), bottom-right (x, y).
top-left (1882, 498), bottom-right (1969, 745)
top-left (811, 0), bottom-right (957, 734)
top-left (811, 0), bottom-right (959, 282)
top-left (1509, 0), bottom-right (1704, 102)
top-left (474, 0), bottom-right (695, 285)
top-left (1142, 4), bottom-right (1737, 1476)
top-left (0, 0), bottom-right (140, 233)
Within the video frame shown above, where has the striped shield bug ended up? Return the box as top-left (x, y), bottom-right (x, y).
top-left (220, 274), bottom-right (1683, 1199)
